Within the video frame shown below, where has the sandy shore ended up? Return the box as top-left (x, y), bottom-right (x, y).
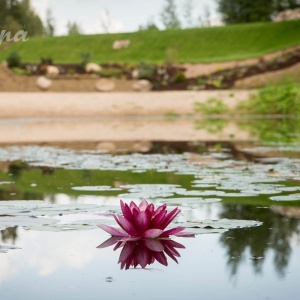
top-left (0, 90), bottom-right (252, 118)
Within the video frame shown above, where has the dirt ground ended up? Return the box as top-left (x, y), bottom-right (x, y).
top-left (0, 90), bottom-right (252, 118)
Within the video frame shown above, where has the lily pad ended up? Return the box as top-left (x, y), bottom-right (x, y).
top-left (177, 218), bottom-right (262, 229)
top-left (71, 186), bottom-right (121, 191)
top-left (161, 198), bottom-right (222, 205)
top-left (270, 194), bottom-right (300, 201)
top-left (0, 215), bottom-right (59, 230)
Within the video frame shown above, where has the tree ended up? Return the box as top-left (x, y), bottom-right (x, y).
top-left (138, 17), bottom-right (159, 31)
top-left (183, 0), bottom-right (194, 28)
top-left (67, 21), bottom-right (81, 35)
top-left (45, 8), bottom-right (55, 36)
top-left (217, 0), bottom-right (300, 24)
top-left (0, 0), bottom-right (44, 37)
top-left (198, 5), bottom-right (211, 27)
top-left (160, 0), bottom-right (181, 30)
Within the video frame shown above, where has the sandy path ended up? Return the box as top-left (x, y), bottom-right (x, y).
top-left (0, 91), bottom-right (252, 118)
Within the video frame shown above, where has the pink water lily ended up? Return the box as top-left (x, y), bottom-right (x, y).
top-left (98, 199), bottom-right (194, 239)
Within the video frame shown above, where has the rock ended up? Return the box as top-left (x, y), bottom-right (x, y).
top-left (274, 8), bottom-right (300, 21)
top-left (131, 69), bottom-right (139, 79)
top-left (95, 79), bottom-right (116, 92)
top-left (112, 39), bottom-right (131, 50)
top-left (85, 63), bottom-right (102, 73)
top-left (46, 65), bottom-right (60, 76)
top-left (132, 79), bottom-right (152, 92)
top-left (36, 76), bottom-right (52, 91)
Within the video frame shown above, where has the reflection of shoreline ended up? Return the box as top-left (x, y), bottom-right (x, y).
top-left (0, 118), bottom-right (251, 143)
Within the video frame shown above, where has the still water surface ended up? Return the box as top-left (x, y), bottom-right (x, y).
top-left (0, 135), bottom-right (300, 299)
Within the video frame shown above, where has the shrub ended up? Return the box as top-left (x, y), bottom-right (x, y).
top-left (6, 51), bottom-right (22, 68)
top-left (12, 67), bottom-right (30, 76)
top-left (80, 52), bottom-right (91, 68)
top-left (172, 71), bottom-right (186, 83)
top-left (138, 62), bottom-right (155, 80)
top-left (97, 68), bottom-right (123, 78)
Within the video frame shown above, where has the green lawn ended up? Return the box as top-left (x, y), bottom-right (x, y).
top-left (1, 20), bottom-right (300, 64)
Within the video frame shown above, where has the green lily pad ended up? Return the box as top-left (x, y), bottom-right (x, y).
top-left (270, 194), bottom-right (300, 201)
top-left (177, 218), bottom-right (262, 229)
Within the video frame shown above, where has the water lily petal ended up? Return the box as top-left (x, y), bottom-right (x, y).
top-left (145, 203), bottom-right (154, 214)
top-left (97, 224), bottom-right (129, 237)
top-left (152, 209), bottom-right (167, 228)
top-left (143, 228), bottom-right (164, 238)
top-left (97, 236), bottom-right (123, 248)
top-left (114, 215), bottom-right (139, 236)
top-left (135, 211), bottom-right (151, 234)
top-left (144, 239), bottom-right (164, 252)
top-left (135, 244), bottom-right (150, 268)
top-left (129, 201), bottom-right (139, 212)
top-left (160, 226), bottom-right (185, 237)
top-left (139, 199), bottom-right (149, 211)
top-left (153, 203), bottom-right (167, 216)
top-left (152, 251), bottom-right (168, 266)
top-left (118, 242), bottom-right (136, 263)
top-left (120, 200), bottom-right (133, 222)
top-left (159, 208), bottom-right (180, 229)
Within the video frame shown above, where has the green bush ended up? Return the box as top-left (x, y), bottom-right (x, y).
top-left (240, 84), bottom-right (300, 115)
top-left (97, 68), bottom-right (123, 78)
top-left (138, 62), bottom-right (155, 80)
top-left (6, 51), bottom-right (22, 68)
top-left (172, 71), bottom-right (186, 83)
top-left (12, 67), bottom-right (30, 76)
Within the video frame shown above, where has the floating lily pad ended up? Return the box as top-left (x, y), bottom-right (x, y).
top-left (177, 218), bottom-right (262, 229)
top-left (161, 198), bottom-right (222, 205)
top-left (270, 194), bottom-right (300, 201)
top-left (26, 218), bottom-right (115, 231)
top-left (0, 215), bottom-right (59, 230)
top-left (71, 186), bottom-right (121, 191)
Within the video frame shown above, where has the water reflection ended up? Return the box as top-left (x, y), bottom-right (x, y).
top-left (219, 204), bottom-right (300, 278)
top-left (98, 237), bottom-right (185, 269)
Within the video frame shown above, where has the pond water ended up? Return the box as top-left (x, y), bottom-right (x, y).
top-left (1, 117), bottom-right (300, 300)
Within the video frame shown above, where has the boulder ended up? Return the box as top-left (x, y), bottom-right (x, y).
top-left (131, 69), bottom-right (139, 79)
top-left (112, 39), bottom-right (131, 49)
top-left (36, 76), bottom-right (52, 91)
top-left (46, 65), bottom-right (60, 76)
top-left (85, 63), bottom-right (102, 73)
top-left (274, 8), bottom-right (300, 21)
top-left (132, 79), bottom-right (152, 92)
top-left (95, 79), bottom-right (116, 92)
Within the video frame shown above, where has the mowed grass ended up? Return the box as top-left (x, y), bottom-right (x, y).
top-left (1, 20), bottom-right (300, 64)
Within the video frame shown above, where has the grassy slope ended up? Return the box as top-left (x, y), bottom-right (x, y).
top-left (1, 20), bottom-right (300, 64)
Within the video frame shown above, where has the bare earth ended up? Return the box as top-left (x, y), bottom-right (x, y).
top-left (0, 90), bottom-right (252, 118)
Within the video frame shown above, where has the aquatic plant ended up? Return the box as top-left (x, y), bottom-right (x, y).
top-left (98, 199), bottom-right (194, 238)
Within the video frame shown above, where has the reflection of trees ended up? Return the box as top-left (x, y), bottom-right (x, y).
top-left (219, 204), bottom-right (300, 278)
top-left (1, 227), bottom-right (18, 244)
